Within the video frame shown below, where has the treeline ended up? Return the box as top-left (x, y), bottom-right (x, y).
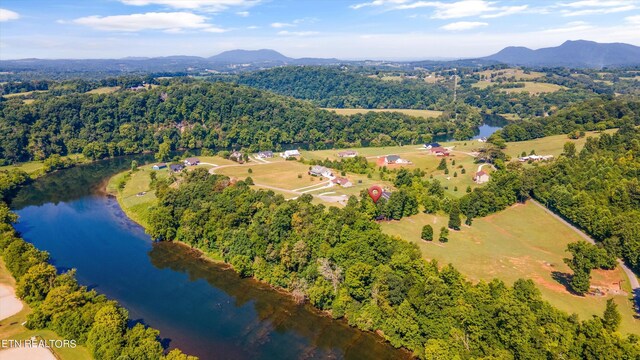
top-left (0, 203), bottom-right (197, 360)
top-left (145, 168), bottom-right (639, 359)
top-left (1, 80), bottom-right (472, 163)
top-left (237, 66), bottom-right (450, 109)
top-left (528, 124), bottom-right (640, 272)
top-left (495, 97), bottom-right (640, 142)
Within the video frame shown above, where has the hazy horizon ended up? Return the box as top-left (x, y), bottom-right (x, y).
top-left (1, 0), bottom-right (639, 60)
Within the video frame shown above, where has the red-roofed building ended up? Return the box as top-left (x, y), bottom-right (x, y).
top-left (474, 170), bottom-right (490, 184)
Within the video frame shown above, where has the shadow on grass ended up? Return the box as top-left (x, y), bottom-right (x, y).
top-left (551, 271), bottom-right (584, 296)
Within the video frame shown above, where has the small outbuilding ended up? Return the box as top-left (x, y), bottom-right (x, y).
top-left (257, 151), bottom-right (273, 158)
top-left (152, 163), bottom-right (167, 170)
top-left (337, 150), bottom-right (358, 158)
top-left (282, 149), bottom-right (301, 158)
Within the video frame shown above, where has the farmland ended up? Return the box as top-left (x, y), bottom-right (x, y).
top-left (380, 201), bottom-right (640, 335)
top-left (323, 108), bottom-right (443, 119)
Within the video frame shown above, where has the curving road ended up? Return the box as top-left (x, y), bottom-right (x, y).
top-left (530, 199), bottom-right (639, 314)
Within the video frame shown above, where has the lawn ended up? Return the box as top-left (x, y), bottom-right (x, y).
top-left (504, 129), bottom-right (618, 159)
top-left (85, 86), bottom-right (120, 94)
top-left (215, 160), bottom-right (326, 189)
top-left (380, 202), bottom-right (640, 335)
top-left (0, 258), bottom-right (92, 360)
top-left (501, 82), bottom-right (565, 94)
top-left (0, 154), bottom-right (87, 175)
top-left (2, 90), bottom-right (48, 98)
top-left (476, 68), bottom-right (545, 82)
top-left (323, 108), bottom-right (443, 119)
top-left (106, 164), bottom-right (170, 227)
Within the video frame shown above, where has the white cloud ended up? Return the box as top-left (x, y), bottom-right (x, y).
top-left (626, 14), bottom-right (640, 23)
top-left (119, 0), bottom-right (260, 11)
top-left (72, 12), bottom-right (226, 32)
top-left (271, 22), bottom-right (294, 28)
top-left (277, 30), bottom-right (319, 36)
top-left (440, 21), bottom-right (488, 30)
top-left (480, 5), bottom-right (528, 18)
top-left (558, 0), bottom-right (637, 16)
top-left (350, 0), bottom-right (408, 10)
top-left (236, 11), bottom-right (249, 16)
top-left (541, 21), bottom-right (593, 33)
top-left (0, 8), bottom-right (20, 22)
top-left (352, 0), bottom-right (528, 19)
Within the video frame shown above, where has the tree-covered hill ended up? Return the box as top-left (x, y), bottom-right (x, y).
top-left (0, 80), bottom-right (469, 164)
top-left (237, 66), bottom-right (451, 109)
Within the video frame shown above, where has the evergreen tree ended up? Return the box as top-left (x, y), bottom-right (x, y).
top-left (439, 227), bottom-right (449, 242)
top-left (602, 298), bottom-right (621, 331)
top-left (421, 225), bottom-right (433, 241)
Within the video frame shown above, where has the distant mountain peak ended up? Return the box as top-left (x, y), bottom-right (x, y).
top-left (209, 49), bottom-right (292, 63)
top-left (484, 40), bottom-right (640, 68)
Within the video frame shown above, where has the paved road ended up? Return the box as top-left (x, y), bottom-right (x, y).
top-left (531, 199), bottom-right (639, 314)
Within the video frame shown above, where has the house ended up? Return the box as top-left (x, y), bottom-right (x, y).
top-left (169, 164), bottom-right (185, 173)
top-left (477, 137), bottom-right (488, 143)
top-left (229, 151), bottom-right (243, 162)
top-left (331, 177), bottom-right (353, 187)
top-left (281, 149), bottom-right (301, 158)
top-left (474, 170), bottom-right (490, 184)
top-left (337, 150), bottom-right (358, 158)
top-left (518, 154), bottom-right (554, 162)
top-left (423, 142), bottom-right (441, 149)
top-left (384, 155), bottom-right (410, 164)
top-left (257, 151), bottom-right (273, 158)
top-left (309, 165), bottom-right (333, 178)
top-left (430, 147), bottom-right (450, 156)
top-left (152, 163), bottom-right (167, 170)
top-left (184, 157), bottom-right (200, 166)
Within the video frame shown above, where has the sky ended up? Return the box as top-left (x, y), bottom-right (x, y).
top-left (0, 0), bottom-right (639, 60)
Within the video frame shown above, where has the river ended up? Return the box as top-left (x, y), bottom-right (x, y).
top-left (9, 156), bottom-right (409, 360)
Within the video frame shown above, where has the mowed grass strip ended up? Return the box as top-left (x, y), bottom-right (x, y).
top-left (323, 108), bottom-right (443, 119)
top-left (85, 86), bottom-right (120, 94)
top-left (380, 202), bottom-right (640, 335)
top-left (504, 129), bottom-right (618, 159)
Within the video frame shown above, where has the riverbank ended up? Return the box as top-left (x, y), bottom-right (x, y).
top-left (0, 258), bottom-right (91, 360)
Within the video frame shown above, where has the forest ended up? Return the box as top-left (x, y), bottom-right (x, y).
top-left (142, 168), bottom-right (638, 359)
top-left (0, 80), bottom-right (476, 164)
top-left (0, 202), bottom-right (197, 360)
top-left (526, 123), bottom-right (640, 273)
top-left (236, 66), bottom-right (451, 109)
top-left (495, 97), bottom-right (640, 142)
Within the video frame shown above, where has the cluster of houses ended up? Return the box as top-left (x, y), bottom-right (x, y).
top-left (518, 154), bottom-right (554, 162)
top-left (423, 143), bottom-right (450, 156)
top-left (308, 165), bottom-right (353, 188)
top-left (152, 157), bottom-right (201, 173)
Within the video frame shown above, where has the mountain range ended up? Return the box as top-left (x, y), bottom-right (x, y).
top-left (484, 40), bottom-right (640, 68)
top-left (1, 40), bottom-right (638, 76)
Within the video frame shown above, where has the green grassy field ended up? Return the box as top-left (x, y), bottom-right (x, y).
top-left (0, 154), bottom-right (87, 175)
top-left (380, 202), bottom-right (639, 335)
top-left (503, 129), bottom-right (618, 159)
top-left (106, 164), bottom-right (170, 227)
top-left (0, 259), bottom-right (92, 360)
top-left (323, 108), bottom-right (443, 119)
top-left (502, 82), bottom-right (565, 94)
top-left (85, 86), bottom-right (120, 94)
top-left (2, 90), bottom-right (48, 98)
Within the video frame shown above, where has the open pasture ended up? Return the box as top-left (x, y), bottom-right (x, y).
top-left (380, 202), bottom-right (639, 335)
top-left (323, 108), bottom-right (443, 119)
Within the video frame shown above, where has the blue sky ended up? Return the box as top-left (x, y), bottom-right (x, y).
top-left (1, 0), bottom-right (639, 60)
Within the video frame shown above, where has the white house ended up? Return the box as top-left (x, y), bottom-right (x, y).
top-left (282, 150), bottom-right (301, 158)
top-left (309, 165), bottom-right (333, 178)
top-left (474, 170), bottom-right (490, 184)
top-left (384, 155), bottom-right (410, 164)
